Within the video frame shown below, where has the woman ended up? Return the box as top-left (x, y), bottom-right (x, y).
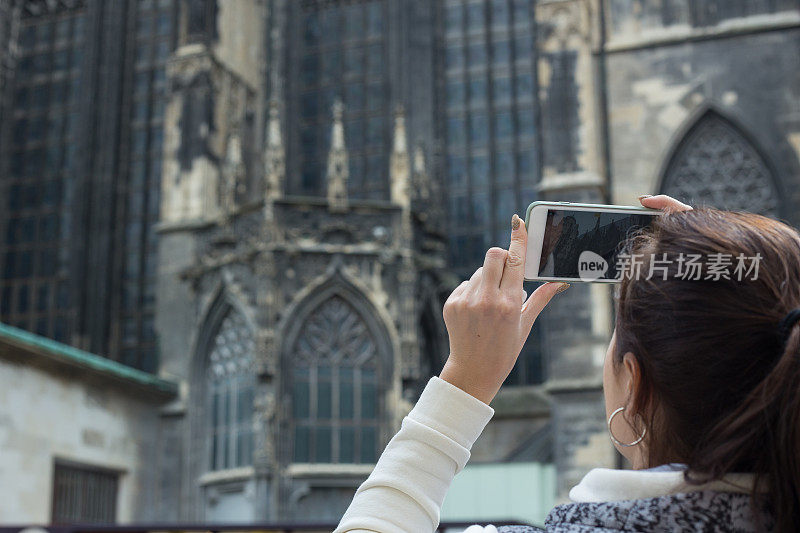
top-left (334, 194), bottom-right (800, 532)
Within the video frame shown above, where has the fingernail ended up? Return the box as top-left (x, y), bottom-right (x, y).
top-left (638, 194), bottom-right (653, 200)
top-left (555, 282), bottom-right (570, 295)
top-left (511, 213), bottom-right (521, 230)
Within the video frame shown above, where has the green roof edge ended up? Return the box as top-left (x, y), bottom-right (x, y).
top-left (0, 322), bottom-right (178, 396)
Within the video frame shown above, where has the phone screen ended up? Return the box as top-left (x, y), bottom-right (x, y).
top-left (538, 209), bottom-right (658, 281)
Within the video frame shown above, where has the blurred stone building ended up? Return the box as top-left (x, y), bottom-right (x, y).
top-left (0, 0), bottom-right (799, 525)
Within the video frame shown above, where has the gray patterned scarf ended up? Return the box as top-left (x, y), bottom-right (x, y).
top-left (496, 490), bottom-right (773, 532)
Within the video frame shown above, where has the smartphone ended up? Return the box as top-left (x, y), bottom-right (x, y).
top-left (524, 201), bottom-right (661, 283)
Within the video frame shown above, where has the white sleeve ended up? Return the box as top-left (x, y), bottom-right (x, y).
top-left (333, 375), bottom-right (497, 533)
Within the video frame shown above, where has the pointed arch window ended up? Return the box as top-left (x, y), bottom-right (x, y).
top-left (291, 295), bottom-right (380, 464)
top-left (662, 112), bottom-right (779, 217)
top-left (207, 308), bottom-right (256, 471)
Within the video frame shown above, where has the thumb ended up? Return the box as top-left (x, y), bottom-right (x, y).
top-left (521, 282), bottom-right (569, 330)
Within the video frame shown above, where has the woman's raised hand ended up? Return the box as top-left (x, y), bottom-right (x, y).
top-left (440, 214), bottom-right (568, 404)
top-left (438, 195), bottom-right (691, 404)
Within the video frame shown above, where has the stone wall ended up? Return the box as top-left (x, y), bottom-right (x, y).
top-left (0, 357), bottom-right (164, 522)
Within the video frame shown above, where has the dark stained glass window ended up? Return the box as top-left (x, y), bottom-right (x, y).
top-left (115, 0), bottom-right (176, 372)
top-left (441, 0), bottom-right (543, 384)
top-left (291, 296), bottom-right (381, 464)
top-left (1, 0), bottom-right (176, 372)
top-left (296, 0), bottom-right (389, 200)
top-left (442, 0), bottom-right (540, 270)
top-left (0, 5), bottom-right (86, 341)
top-left (207, 309), bottom-right (256, 471)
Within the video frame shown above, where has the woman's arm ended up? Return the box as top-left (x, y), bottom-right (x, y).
top-left (333, 375), bottom-right (495, 533)
top-left (335, 214), bottom-right (565, 532)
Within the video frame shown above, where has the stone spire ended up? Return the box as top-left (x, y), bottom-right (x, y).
top-left (263, 99), bottom-right (284, 202)
top-left (412, 144), bottom-right (430, 202)
top-left (221, 133), bottom-right (244, 224)
top-left (326, 99), bottom-right (348, 212)
top-left (390, 105), bottom-right (410, 208)
top-left (414, 142), bottom-right (443, 229)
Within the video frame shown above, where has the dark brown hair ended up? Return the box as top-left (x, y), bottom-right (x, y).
top-left (614, 206), bottom-right (800, 532)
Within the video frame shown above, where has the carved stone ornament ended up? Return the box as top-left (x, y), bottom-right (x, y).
top-left (264, 99), bottom-right (285, 202)
top-left (390, 106), bottom-right (411, 208)
top-left (207, 310), bottom-right (256, 380)
top-left (276, 203), bottom-right (394, 245)
top-left (412, 145), bottom-right (430, 203)
top-left (254, 391), bottom-right (276, 464)
top-left (326, 99), bottom-right (349, 213)
top-left (293, 295), bottom-right (378, 368)
top-left (221, 133), bottom-right (245, 222)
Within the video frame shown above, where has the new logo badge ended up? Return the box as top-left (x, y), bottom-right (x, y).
top-left (578, 251), bottom-right (608, 281)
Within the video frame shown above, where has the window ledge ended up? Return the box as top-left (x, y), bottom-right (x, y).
top-left (287, 463), bottom-right (375, 478)
top-left (198, 465), bottom-right (254, 486)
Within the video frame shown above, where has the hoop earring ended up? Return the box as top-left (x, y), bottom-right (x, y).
top-left (607, 406), bottom-right (646, 447)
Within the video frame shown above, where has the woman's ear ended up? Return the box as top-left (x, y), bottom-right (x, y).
top-left (621, 351), bottom-right (642, 405)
